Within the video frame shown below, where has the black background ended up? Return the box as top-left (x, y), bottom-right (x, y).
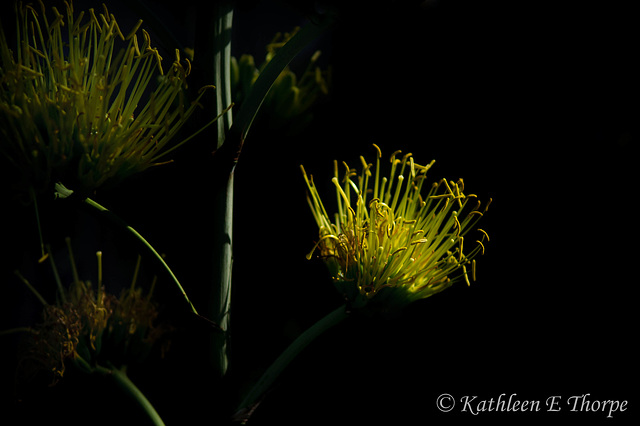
top-left (1, 0), bottom-right (637, 424)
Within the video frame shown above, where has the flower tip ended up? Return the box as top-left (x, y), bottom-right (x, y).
top-left (372, 143), bottom-right (382, 158)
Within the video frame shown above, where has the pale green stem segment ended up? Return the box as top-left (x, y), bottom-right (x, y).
top-left (236, 305), bottom-right (349, 416)
top-left (83, 197), bottom-right (198, 315)
top-left (210, 9), bottom-right (335, 378)
top-left (214, 3), bottom-right (234, 150)
top-left (212, 171), bottom-right (234, 377)
top-left (210, 1), bottom-right (235, 378)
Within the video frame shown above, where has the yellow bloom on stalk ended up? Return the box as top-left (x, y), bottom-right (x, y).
top-left (301, 145), bottom-right (491, 311)
top-left (0, 1), bottom-right (212, 196)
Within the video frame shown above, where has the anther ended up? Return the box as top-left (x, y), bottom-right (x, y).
top-left (453, 214), bottom-right (462, 237)
top-left (484, 198), bottom-right (493, 212)
top-left (391, 247), bottom-right (407, 256)
top-left (463, 264), bottom-right (471, 286)
top-left (360, 156), bottom-right (371, 175)
top-left (111, 15), bottom-right (125, 40)
top-left (126, 19), bottom-right (143, 40)
top-left (96, 251), bottom-right (103, 289)
top-left (89, 8), bottom-right (101, 32)
top-left (443, 179), bottom-right (454, 197)
top-left (372, 143), bottom-right (382, 158)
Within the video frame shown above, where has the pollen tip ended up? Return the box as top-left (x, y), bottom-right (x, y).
top-left (372, 143), bottom-right (382, 158)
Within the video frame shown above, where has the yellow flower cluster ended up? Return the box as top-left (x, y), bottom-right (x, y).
top-left (302, 145), bottom-right (490, 310)
top-left (0, 1), bottom-right (212, 196)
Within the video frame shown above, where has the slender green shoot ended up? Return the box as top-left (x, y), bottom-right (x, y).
top-left (29, 187), bottom-right (48, 263)
top-left (83, 197), bottom-right (198, 315)
top-left (14, 270), bottom-right (48, 306)
top-left (108, 365), bottom-right (166, 426)
top-left (235, 304), bottom-right (349, 419)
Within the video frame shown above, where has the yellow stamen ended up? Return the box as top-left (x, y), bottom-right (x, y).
top-left (453, 214), bottom-right (462, 237)
top-left (96, 251), bottom-right (103, 289)
top-left (478, 228), bottom-right (490, 241)
top-left (372, 143), bottom-right (382, 158)
top-left (126, 19), bottom-right (143, 40)
top-left (463, 264), bottom-right (471, 286)
top-left (472, 259), bottom-right (477, 281)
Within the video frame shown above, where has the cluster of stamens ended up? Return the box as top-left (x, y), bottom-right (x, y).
top-left (302, 145), bottom-right (490, 308)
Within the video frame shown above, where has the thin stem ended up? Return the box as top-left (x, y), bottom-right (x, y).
top-left (148, 102), bottom-right (233, 163)
top-left (72, 356), bottom-right (164, 425)
top-left (236, 304), bottom-right (349, 417)
top-left (14, 270), bottom-right (48, 306)
top-left (0, 327), bottom-right (38, 336)
top-left (83, 197), bottom-right (198, 315)
top-left (107, 365), bottom-right (165, 426)
top-left (46, 244), bottom-right (67, 304)
top-left (29, 187), bottom-right (48, 262)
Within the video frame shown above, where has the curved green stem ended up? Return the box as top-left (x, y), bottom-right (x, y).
top-left (83, 197), bottom-right (198, 315)
top-left (72, 356), bottom-right (164, 425)
top-left (106, 365), bottom-right (165, 426)
top-left (235, 304), bottom-right (349, 418)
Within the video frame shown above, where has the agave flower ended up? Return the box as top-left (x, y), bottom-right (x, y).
top-left (301, 145), bottom-right (491, 311)
top-left (231, 27), bottom-right (330, 133)
top-left (15, 239), bottom-right (166, 385)
top-left (0, 1), bottom-right (213, 198)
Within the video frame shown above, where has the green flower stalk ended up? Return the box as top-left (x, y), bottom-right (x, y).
top-left (301, 145), bottom-right (491, 311)
top-left (0, 1), bottom-right (213, 196)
